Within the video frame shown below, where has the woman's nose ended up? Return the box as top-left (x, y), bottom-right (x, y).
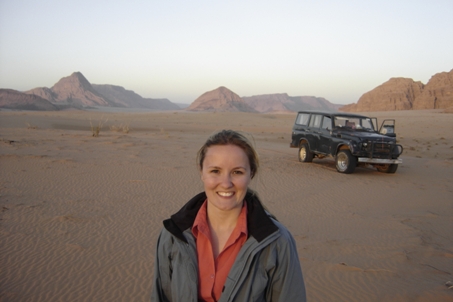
top-left (220, 173), bottom-right (233, 187)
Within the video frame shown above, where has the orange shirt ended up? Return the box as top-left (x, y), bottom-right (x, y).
top-left (192, 200), bottom-right (248, 302)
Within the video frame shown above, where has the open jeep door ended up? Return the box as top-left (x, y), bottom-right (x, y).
top-left (379, 119), bottom-right (396, 137)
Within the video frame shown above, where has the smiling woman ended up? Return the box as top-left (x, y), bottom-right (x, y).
top-left (200, 144), bottom-right (251, 215)
top-left (151, 129), bottom-right (306, 302)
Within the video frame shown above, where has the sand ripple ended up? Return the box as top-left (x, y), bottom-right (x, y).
top-left (1, 110), bottom-right (452, 301)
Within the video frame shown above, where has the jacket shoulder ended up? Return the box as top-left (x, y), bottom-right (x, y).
top-left (270, 218), bottom-right (298, 247)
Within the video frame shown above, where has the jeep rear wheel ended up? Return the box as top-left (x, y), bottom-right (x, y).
top-left (299, 143), bottom-right (313, 162)
top-left (376, 164), bottom-right (398, 174)
top-left (335, 150), bottom-right (356, 174)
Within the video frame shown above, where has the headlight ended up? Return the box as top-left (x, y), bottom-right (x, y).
top-left (360, 142), bottom-right (368, 151)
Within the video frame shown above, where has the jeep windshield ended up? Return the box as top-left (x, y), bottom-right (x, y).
top-left (334, 116), bottom-right (375, 131)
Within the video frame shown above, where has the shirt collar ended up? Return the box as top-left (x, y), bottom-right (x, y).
top-left (192, 200), bottom-right (248, 238)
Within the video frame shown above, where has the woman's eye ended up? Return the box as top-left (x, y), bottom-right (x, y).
top-left (233, 170), bottom-right (244, 175)
top-left (210, 169), bottom-right (220, 174)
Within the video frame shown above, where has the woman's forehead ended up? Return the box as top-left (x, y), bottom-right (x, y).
top-left (204, 145), bottom-right (249, 164)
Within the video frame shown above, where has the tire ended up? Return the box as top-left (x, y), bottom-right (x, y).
top-left (376, 164), bottom-right (398, 174)
top-left (298, 143), bottom-right (313, 162)
top-left (335, 150), bottom-right (356, 174)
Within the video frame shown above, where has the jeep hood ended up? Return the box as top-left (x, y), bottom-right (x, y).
top-left (337, 130), bottom-right (395, 142)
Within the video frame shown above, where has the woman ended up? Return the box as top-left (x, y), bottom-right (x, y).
top-left (152, 130), bottom-right (306, 302)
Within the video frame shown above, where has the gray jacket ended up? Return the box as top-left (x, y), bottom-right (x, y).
top-left (151, 191), bottom-right (306, 302)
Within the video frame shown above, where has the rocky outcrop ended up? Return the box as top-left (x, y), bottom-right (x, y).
top-left (22, 71), bottom-right (180, 110)
top-left (187, 86), bottom-right (257, 112)
top-left (242, 93), bottom-right (289, 112)
top-left (242, 93), bottom-right (341, 113)
top-left (92, 84), bottom-right (180, 110)
top-left (187, 89), bottom-right (340, 113)
top-left (340, 78), bottom-right (424, 112)
top-left (50, 72), bottom-right (116, 107)
top-left (26, 87), bottom-right (57, 103)
top-left (340, 69), bottom-right (453, 112)
top-left (0, 89), bottom-right (58, 111)
top-left (412, 69), bottom-right (453, 110)
top-left (25, 72), bottom-right (115, 107)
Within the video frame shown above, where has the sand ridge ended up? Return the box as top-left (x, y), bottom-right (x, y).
top-left (0, 109), bottom-right (452, 301)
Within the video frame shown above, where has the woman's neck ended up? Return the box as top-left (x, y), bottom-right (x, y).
top-left (206, 201), bottom-right (243, 230)
top-left (206, 201), bottom-right (243, 258)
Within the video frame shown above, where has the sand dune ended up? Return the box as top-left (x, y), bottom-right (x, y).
top-left (1, 109), bottom-right (452, 301)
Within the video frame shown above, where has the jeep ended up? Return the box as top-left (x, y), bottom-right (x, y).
top-left (290, 111), bottom-right (403, 174)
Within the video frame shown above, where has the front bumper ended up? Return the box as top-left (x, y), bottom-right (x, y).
top-left (354, 141), bottom-right (403, 161)
top-left (358, 158), bottom-right (403, 164)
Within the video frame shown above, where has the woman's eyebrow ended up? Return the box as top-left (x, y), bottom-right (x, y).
top-left (206, 165), bottom-right (247, 170)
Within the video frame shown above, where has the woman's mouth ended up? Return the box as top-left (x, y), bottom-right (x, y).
top-left (217, 192), bottom-right (234, 197)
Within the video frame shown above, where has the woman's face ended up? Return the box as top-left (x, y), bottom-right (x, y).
top-left (201, 144), bottom-right (252, 212)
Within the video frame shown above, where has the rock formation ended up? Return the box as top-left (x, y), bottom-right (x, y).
top-left (6, 69), bottom-right (450, 113)
top-left (341, 69), bottom-right (452, 112)
top-left (242, 93), bottom-right (289, 112)
top-left (340, 78), bottom-right (424, 112)
top-left (52, 72), bottom-right (115, 106)
top-left (92, 84), bottom-right (180, 110)
top-left (187, 86), bottom-right (257, 112)
top-left (23, 72), bottom-right (180, 110)
top-left (25, 72), bottom-right (116, 107)
top-left (412, 69), bottom-right (453, 110)
top-left (242, 93), bottom-right (341, 113)
top-left (0, 89), bottom-right (58, 111)
top-left (26, 87), bottom-right (57, 103)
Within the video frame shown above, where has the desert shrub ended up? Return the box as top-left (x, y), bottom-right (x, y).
top-left (90, 116), bottom-right (108, 137)
top-left (26, 122), bottom-right (37, 129)
top-left (110, 123), bottom-right (130, 133)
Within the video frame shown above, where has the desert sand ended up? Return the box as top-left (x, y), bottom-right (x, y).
top-left (1, 109), bottom-right (452, 302)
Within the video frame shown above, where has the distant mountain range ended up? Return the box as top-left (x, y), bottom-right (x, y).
top-left (340, 69), bottom-right (453, 112)
top-left (1, 69), bottom-right (451, 112)
top-left (242, 93), bottom-right (340, 113)
top-left (0, 89), bottom-right (59, 111)
top-left (0, 72), bottom-right (340, 112)
top-left (187, 87), bottom-right (340, 113)
top-left (22, 72), bottom-right (180, 110)
top-left (91, 84), bottom-right (180, 110)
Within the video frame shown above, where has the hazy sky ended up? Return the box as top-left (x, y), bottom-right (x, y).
top-left (1, 0), bottom-right (452, 105)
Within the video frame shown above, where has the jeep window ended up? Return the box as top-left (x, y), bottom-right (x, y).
top-left (296, 113), bottom-right (310, 125)
top-left (334, 116), bottom-right (375, 131)
top-left (309, 114), bottom-right (322, 128)
top-left (360, 118), bottom-right (374, 131)
top-left (321, 116), bottom-right (332, 130)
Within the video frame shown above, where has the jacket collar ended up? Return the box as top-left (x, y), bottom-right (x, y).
top-left (163, 191), bottom-right (279, 244)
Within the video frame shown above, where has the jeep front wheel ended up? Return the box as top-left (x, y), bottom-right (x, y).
top-left (376, 164), bottom-right (398, 174)
top-left (298, 143), bottom-right (313, 162)
top-left (335, 150), bottom-right (356, 174)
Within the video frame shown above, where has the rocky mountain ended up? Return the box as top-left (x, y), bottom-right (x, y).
top-left (412, 69), bottom-right (453, 110)
top-left (242, 93), bottom-right (341, 113)
top-left (27, 72), bottom-right (116, 107)
top-left (53, 72), bottom-right (115, 106)
top-left (25, 87), bottom-right (56, 103)
top-left (23, 72), bottom-right (179, 110)
top-left (187, 86), bottom-right (257, 112)
top-left (341, 69), bottom-right (453, 112)
top-left (186, 88), bottom-right (339, 113)
top-left (0, 89), bottom-right (58, 111)
top-left (340, 78), bottom-right (424, 112)
top-left (92, 84), bottom-right (180, 110)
